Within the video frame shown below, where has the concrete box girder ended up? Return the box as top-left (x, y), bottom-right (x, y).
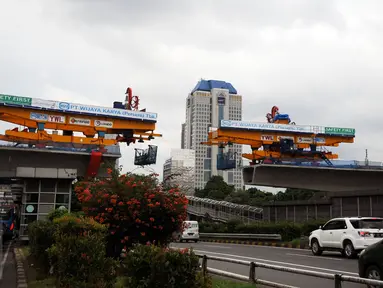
top-left (0, 146), bottom-right (119, 178)
top-left (243, 165), bottom-right (383, 192)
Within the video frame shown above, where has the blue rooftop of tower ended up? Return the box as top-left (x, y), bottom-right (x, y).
top-left (191, 80), bottom-right (237, 95)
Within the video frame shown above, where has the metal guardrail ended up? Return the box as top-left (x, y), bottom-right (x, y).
top-left (199, 233), bottom-right (282, 241)
top-left (198, 254), bottom-right (383, 287)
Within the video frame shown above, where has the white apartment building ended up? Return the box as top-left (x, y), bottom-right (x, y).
top-left (162, 149), bottom-right (195, 195)
top-left (182, 80), bottom-right (243, 190)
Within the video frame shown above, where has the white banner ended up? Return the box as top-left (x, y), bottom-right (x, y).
top-left (31, 98), bottom-right (57, 109)
top-left (57, 101), bottom-right (157, 120)
top-left (220, 120), bottom-right (315, 133)
top-left (30, 97), bottom-right (157, 121)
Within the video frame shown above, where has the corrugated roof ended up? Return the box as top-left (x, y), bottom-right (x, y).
top-left (191, 80), bottom-right (237, 94)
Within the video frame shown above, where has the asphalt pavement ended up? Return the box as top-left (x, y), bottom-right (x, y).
top-left (170, 241), bottom-right (366, 288)
top-left (0, 239), bottom-right (17, 288)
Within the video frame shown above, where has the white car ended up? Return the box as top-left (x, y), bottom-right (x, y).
top-left (309, 217), bottom-right (383, 258)
top-left (177, 221), bottom-right (199, 243)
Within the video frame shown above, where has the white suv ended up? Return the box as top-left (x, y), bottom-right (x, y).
top-left (309, 217), bottom-right (383, 258)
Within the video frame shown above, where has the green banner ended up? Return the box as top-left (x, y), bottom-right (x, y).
top-left (325, 127), bottom-right (355, 136)
top-left (0, 94), bottom-right (32, 106)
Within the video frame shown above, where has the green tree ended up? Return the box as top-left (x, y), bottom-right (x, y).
top-left (203, 176), bottom-right (234, 200)
top-left (194, 188), bottom-right (207, 198)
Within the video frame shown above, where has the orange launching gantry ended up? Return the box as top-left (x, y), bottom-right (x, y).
top-left (0, 88), bottom-right (162, 177)
top-left (202, 106), bottom-right (355, 169)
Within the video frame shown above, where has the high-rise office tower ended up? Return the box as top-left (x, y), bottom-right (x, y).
top-left (182, 80), bottom-right (243, 190)
top-left (162, 148), bottom-right (195, 195)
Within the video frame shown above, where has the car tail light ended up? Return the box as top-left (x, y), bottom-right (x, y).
top-left (9, 222), bottom-right (14, 231)
top-left (358, 231), bottom-right (371, 237)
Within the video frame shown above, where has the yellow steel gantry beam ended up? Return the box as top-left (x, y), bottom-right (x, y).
top-left (202, 125), bottom-right (353, 162)
top-left (242, 152), bottom-right (339, 161)
top-left (0, 105), bottom-right (162, 145)
top-left (203, 129), bottom-right (353, 150)
top-left (0, 106), bottom-right (158, 137)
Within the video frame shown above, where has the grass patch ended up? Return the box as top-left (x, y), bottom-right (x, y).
top-left (212, 278), bottom-right (256, 288)
top-left (115, 277), bottom-right (127, 288)
top-left (27, 276), bottom-right (126, 288)
top-left (21, 246), bottom-right (30, 257)
top-left (28, 277), bottom-right (56, 288)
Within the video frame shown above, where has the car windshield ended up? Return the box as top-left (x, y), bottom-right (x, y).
top-left (184, 222), bottom-right (198, 229)
top-left (350, 219), bottom-right (383, 229)
top-left (0, 209), bottom-right (12, 221)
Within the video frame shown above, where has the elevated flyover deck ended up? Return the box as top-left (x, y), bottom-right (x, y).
top-left (243, 164), bottom-right (383, 192)
top-left (0, 144), bottom-right (120, 178)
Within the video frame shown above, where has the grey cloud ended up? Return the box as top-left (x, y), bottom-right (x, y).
top-left (1, 0), bottom-right (383, 179)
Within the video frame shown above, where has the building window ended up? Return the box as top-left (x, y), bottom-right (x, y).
top-left (56, 194), bottom-right (70, 204)
top-left (40, 179), bottom-right (56, 193)
top-left (39, 193), bottom-right (55, 203)
top-left (206, 147), bottom-right (212, 158)
top-left (203, 159), bottom-right (211, 170)
top-left (57, 179), bottom-right (71, 193)
top-left (26, 179), bottom-right (39, 192)
top-left (203, 171), bottom-right (211, 182)
top-left (228, 172), bottom-right (234, 184)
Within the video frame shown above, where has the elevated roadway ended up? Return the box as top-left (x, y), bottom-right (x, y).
top-left (0, 145), bottom-right (120, 178)
top-left (243, 164), bottom-right (383, 192)
top-left (171, 241), bottom-right (364, 288)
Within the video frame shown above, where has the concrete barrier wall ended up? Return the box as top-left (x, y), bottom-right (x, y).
top-left (243, 165), bottom-right (383, 192)
top-left (263, 194), bottom-right (383, 223)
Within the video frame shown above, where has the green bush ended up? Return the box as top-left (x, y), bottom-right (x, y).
top-left (122, 244), bottom-right (211, 288)
top-left (233, 222), bottom-right (301, 241)
top-left (47, 214), bottom-right (118, 288)
top-left (300, 219), bottom-right (327, 236)
top-left (199, 222), bottom-right (227, 233)
top-left (47, 207), bottom-right (69, 222)
top-left (28, 220), bottom-right (57, 273)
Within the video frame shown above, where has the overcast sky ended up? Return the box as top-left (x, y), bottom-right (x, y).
top-left (1, 0), bottom-right (383, 185)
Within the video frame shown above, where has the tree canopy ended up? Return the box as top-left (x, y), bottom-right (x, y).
top-left (195, 176), bottom-right (316, 206)
top-left (194, 175), bottom-right (235, 200)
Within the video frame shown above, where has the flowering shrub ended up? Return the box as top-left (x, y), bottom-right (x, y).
top-left (28, 220), bottom-right (57, 274)
top-left (75, 170), bottom-right (188, 256)
top-left (122, 244), bottom-right (211, 288)
top-left (47, 214), bottom-right (118, 288)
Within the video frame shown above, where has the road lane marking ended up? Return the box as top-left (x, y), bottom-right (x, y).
top-left (193, 249), bottom-right (359, 276)
top-left (286, 253), bottom-right (342, 261)
top-left (0, 242), bottom-right (12, 280)
top-left (202, 245), bottom-right (231, 249)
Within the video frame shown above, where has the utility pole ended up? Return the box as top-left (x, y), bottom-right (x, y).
top-left (365, 149), bottom-right (369, 167)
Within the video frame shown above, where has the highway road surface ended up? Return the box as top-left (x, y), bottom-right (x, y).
top-left (0, 239), bottom-right (17, 288)
top-left (170, 241), bottom-right (366, 288)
